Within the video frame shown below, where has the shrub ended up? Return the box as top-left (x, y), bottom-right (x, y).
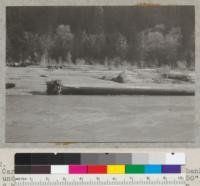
top-left (75, 58), bottom-right (86, 65)
top-left (6, 82), bottom-right (15, 89)
top-left (176, 60), bottom-right (187, 71)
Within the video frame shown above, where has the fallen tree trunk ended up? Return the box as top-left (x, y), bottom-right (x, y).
top-left (61, 86), bottom-right (194, 96)
top-left (162, 72), bottom-right (192, 82)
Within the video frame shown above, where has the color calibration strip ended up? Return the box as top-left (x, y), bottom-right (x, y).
top-left (15, 153), bottom-right (185, 174)
top-left (15, 164), bottom-right (182, 174)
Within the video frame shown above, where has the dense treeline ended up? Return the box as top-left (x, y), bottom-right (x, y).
top-left (6, 6), bottom-right (195, 68)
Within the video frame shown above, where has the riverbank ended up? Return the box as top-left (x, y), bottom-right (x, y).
top-left (6, 65), bottom-right (195, 96)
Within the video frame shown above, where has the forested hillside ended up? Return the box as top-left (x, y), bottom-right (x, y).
top-left (6, 6), bottom-right (195, 68)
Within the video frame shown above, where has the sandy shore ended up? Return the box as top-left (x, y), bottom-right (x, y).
top-left (6, 65), bottom-right (195, 95)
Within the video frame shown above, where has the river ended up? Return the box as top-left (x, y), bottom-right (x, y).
top-left (6, 95), bottom-right (195, 143)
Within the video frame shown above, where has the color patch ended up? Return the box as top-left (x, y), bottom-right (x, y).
top-left (144, 165), bottom-right (161, 174)
top-left (51, 165), bottom-right (69, 174)
top-left (165, 153), bottom-right (185, 165)
top-left (162, 165), bottom-right (181, 173)
top-left (69, 165), bottom-right (87, 174)
top-left (31, 166), bottom-right (51, 174)
top-left (87, 165), bottom-right (107, 174)
top-left (15, 166), bottom-right (31, 174)
top-left (107, 165), bottom-right (125, 174)
top-left (132, 154), bottom-right (149, 164)
top-left (125, 165), bottom-right (145, 174)
top-left (148, 153), bottom-right (165, 164)
top-left (15, 153), bottom-right (31, 165)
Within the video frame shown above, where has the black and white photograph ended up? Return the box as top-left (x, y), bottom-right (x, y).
top-left (5, 6), bottom-right (195, 143)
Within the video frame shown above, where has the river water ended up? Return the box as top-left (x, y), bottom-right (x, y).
top-left (6, 95), bottom-right (195, 143)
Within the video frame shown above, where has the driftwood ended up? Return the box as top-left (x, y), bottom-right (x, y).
top-left (162, 72), bottom-right (192, 82)
top-left (45, 79), bottom-right (194, 96)
top-left (61, 86), bottom-right (194, 96)
top-left (111, 71), bottom-right (129, 83)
